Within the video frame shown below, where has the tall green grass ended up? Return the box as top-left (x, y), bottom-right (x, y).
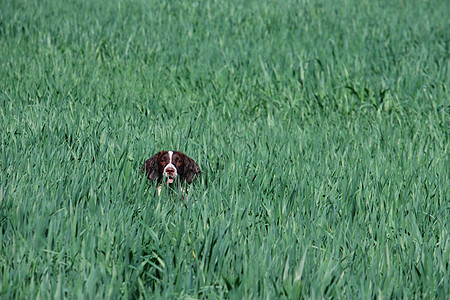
top-left (1, 0), bottom-right (448, 298)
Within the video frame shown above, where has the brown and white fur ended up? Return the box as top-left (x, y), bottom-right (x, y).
top-left (142, 151), bottom-right (201, 195)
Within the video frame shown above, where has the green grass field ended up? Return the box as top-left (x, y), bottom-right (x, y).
top-left (1, 0), bottom-right (448, 298)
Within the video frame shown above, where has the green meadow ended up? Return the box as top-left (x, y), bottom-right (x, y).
top-left (1, 0), bottom-right (448, 298)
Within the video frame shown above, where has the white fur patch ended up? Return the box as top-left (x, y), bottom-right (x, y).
top-left (156, 184), bottom-right (186, 198)
top-left (163, 151), bottom-right (178, 179)
top-left (157, 185), bottom-right (162, 196)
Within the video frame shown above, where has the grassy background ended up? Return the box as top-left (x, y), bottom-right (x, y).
top-left (0, 0), bottom-right (448, 298)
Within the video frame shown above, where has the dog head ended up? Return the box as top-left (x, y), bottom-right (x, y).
top-left (142, 151), bottom-right (201, 185)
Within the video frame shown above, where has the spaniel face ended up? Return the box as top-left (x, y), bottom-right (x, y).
top-left (142, 151), bottom-right (201, 186)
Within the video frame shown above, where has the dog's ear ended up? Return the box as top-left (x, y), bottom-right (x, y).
top-left (142, 152), bottom-right (162, 181)
top-left (183, 154), bottom-right (201, 184)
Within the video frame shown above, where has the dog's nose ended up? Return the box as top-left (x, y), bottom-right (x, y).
top-left (166, 168), bottom-right (175, 175)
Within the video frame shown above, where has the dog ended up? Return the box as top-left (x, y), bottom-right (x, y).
top-left (141, 151), bottom-right (201, 195)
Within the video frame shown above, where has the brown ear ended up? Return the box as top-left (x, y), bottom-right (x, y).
top-left (141, 151), bottom-right (162, 181)
top-left (183, 154), bottom-right (201, 184)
